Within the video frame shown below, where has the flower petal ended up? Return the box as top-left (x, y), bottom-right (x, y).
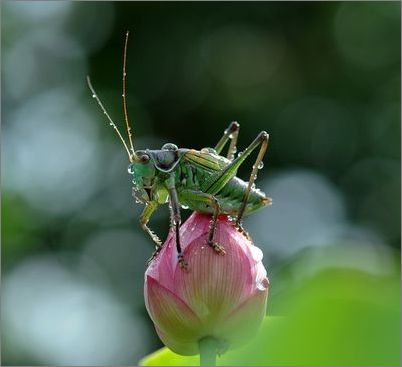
top-left (216, 279), bottom-right (269, 348)
top-left (145, 275), bottom-right (202, 340)
top-left (174, 220), bottom-right (255, 325)
top-left (145, 234), bottom-right (176, 291)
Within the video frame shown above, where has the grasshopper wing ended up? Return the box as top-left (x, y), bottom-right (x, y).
top-left (183, 149), bottom-right (241, 195)
top-left (183, 149), bottom-right (230, 172)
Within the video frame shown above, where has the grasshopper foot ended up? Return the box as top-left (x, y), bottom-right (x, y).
top-left (209, 241), bottom-right (226, 255)
top-left (235, 222), bottom-right (253, 241)
top-left (178, 254), bottom-right (188, 271)
top-left (146, 246), bottom-right (162, 267)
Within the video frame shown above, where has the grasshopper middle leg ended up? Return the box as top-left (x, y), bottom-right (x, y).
top-left (165, 175), bottom-right (188, 269)
top-left (180, 189), bottom-right (226, 255)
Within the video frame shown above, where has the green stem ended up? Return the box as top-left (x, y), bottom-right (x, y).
top-left (199, 336), bottom-right (218, 366)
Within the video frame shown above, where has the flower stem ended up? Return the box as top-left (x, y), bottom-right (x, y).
top-left (199, 336), bottom-right (217, 366)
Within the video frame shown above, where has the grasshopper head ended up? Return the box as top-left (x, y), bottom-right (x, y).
top-left (128, 150), bottom-right (156, 204)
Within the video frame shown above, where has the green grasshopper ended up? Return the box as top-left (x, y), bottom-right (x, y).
top-left (87, 32), bottom-right (271, 269)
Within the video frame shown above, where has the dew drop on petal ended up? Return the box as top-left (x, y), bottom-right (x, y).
top-left (256, 277), bottom-right (269, 291)
top-left (258, 161), bottom-right (264, 169)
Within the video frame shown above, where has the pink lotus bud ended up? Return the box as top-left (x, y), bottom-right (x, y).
top-left (144, 212), bottom-right (269, 356)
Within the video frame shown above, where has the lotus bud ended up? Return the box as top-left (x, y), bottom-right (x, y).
top-left (144, 212), bottom-right (269, 356)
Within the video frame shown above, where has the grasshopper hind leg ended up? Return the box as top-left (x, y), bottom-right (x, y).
top-left (236, 131), bottom-right (269, 226)
top-left (214, 121), bottom-right (240, 160)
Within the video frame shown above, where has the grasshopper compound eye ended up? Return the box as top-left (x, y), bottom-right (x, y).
top-left (140, 154), bottom-right (150, 164)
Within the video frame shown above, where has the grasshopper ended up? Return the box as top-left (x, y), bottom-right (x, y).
top-left (87, 32), bottom-right (272, 269)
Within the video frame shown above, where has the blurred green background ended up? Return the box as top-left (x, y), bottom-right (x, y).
top-left (2, 1), bottom-right (400, 365)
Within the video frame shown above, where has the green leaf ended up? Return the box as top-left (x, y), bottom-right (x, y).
top-left (139, 347), bottom-right (199, 366)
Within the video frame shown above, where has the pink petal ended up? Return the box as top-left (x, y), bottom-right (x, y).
top-left (215, 279), bottom-right (269, 348)
top-left (145, 275), bottom-right (202, 341)
top-left (145, 213), bottom-right (212, 288)
top-left (174, 220), bottom-right (255, 324)
top-left (179, 212), bottom-right (211, 249)
top-left (145, 234), bottom-right (176, 291)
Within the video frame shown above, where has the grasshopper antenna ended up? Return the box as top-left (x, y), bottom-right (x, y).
top-left (86, 75), bottom-right (133, 162)
top-left (122, 30), bottom-right (136, 158)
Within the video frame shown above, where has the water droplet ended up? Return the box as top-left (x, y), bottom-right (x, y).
top-left (251, 183), bottom-right (256, 189)
top-left (122, 94), bottom-right (125, 97)
top-left (232, 146), bottom-right (237, 154)
top-left (135, 198), bottom-right (141, 204)
top-left (229, 134), bottom-right (233, 139)
top-left (256, 278), bottom-right (269, 291)
top-left (258, 161), bottom-right (264, 169)
top-left (92, 94), bottom-right (96, 98)
top-left (128, 165), bottom-right (134, 174)
top-left (201, 147), bottom-right (217, 154)
top-left (109, 122), bottom-right (113, 126)
top-left (238, 151), bottom-right (243, 157)
top-left (181, 204), bottom-right (189, 209)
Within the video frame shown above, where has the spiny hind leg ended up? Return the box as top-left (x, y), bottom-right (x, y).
top-left (214, 121), bottom-right (240, 160)
top-left (180, 190), bottom-right (226, 255)
top-left (236, 131), bottom-right (269, 226)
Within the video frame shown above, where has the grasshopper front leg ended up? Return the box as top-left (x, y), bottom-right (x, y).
top-left (140, 201), bottom-right (162, 247)
top-left (140, 201), bottom-right (164, 265)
